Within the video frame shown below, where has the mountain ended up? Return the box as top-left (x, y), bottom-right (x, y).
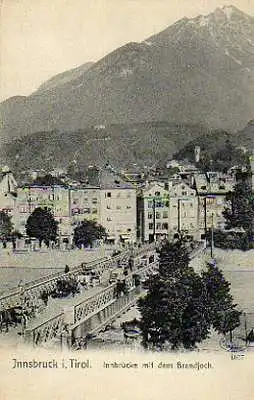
top-left (0, 122), bottom-right (208, 175)
top-left (1, 5), bottom-right (254, 140)
top-left (35, 62), bottom-right (94, 93)
top-left (1, 120), bottom-right (251, 179)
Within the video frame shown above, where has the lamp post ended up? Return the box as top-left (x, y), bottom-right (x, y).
top-left (177, 198), bottom-right (181, 234)
top-left (210, 212), bottom-right (214, 259)
top-left (203, 196), bottom-right (207, 246)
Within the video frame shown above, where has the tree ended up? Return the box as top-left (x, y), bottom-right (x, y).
top-left (73, 219), bottom-right (106, 249)
top-left (26, 207), bottom-right (58, 247)
top-left (223, 181), bottom-right (254, 240)
top-left (138, 240), bottom-right (210, 350)
top-left (201, 262), bottom-right (241, 341)
top-left (0, 211), bottom-right (13, 241)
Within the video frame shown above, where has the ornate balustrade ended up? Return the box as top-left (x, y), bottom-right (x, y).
top-left (25, 312), bottom-right (65, 346)
top-left (0, 250), bottom-right (133, 309)
top-left (24, 260), bottom-right (158, 347)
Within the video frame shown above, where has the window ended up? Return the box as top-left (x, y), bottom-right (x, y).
top-left (162, 211), bottom-right (168, 218)
top-left (148, 213), bottom-right (153, 219)
top-left (156, 223), bottom-right (161, 230)
top-left (126, 192), bottom-right (131, 198)
top-left (117, 192), bottom-right (121, 198)
top-left (148, 223), bottom-right (154, 230)
top-left (201, 186), bottom-right (206, 190)
top-left (107, 217), bottom-right (112, 221)
top-left (162, 223), bottom-right (168, 230)
top-left (126, 205), bottom-right (131, 209)
top-left (107, 192), bottom-right (111, 198)
top-left (182, 191), bottom-right (187, 196)
top-left (127, 228), bottom-right (131, 232)
top-left (107, 205), bottom-right (111, 209)
top-left (156, 212), bottom-right (160, 219)
top-left (92, 198), bottom-right (97, 204)
top-left (148, 201), bottom-right (153, 208)
top-left (116, 205), bottom-right (121, 210)
top-left (92, 208), bottom-right (97, 214)
top-left (155, 191), bottom-right (160, 196)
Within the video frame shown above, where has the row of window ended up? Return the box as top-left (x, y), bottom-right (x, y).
top-left (148, 223), bottom-right (168, 230)
top-left (147, 201), bottom-right (169, 208)
top-left (106, 205), bottom-right (132, 210)
top-left (172, 202), bottom-right (193, 207)
top-left (147, 211), bottom-right (168, 219)
top-left (73, 198), bottom-right (98, 205)
top-left (71, 208), bottom-right (98, 215)
top-left (105, 192), bottom-right (132, 198)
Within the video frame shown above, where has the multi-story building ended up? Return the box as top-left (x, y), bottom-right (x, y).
top-left (11, 167), bottom-right (137, 245)
top-left (97, 169), bottom-right (137, 244)
top-left (0, 168), bottom-right (18, 217)
top-left (168, 182), bottom-right (199, 240)
top-left (137, 182), bottom-right (169, 243)
top-left (194, 172), bottom-right (235, 237)
top-left (14, 185), bottom-right (70, 236)
top-left (69, 185), bottom-right (100, 225)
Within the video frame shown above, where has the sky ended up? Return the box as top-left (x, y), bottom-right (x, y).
top-left (1, 0), bottom-right (254, 101)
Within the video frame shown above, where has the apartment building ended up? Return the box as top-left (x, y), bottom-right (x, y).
top-left (194, 172), bottom-right (235, 236)
top-left (137, 181), bottom-right (169, 243)
top-left (168, 182), bottom-right (199, 240)
top-left (14, 185), bottom-right (70, 236)
top-left (69, 185), bottom-right (100, 225)
top-left (97, 169), bottom-right (137, 244)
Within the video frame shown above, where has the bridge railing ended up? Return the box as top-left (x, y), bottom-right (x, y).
top-left (0, 249), bottom-right (133, 308)
top-left (24, 260), bottom-right (158, 347)
top-left (25, 312), bottom-right (65, 346)
top-left (73, 261), bottom-right (158, 326)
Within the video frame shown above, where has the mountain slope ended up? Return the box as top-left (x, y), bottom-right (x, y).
top-left (1, 5), bottom-right (254, 140)
top-left (35, 62), bottom-right (94, 93)
top-left (0, 122), bottom-right (208, 174)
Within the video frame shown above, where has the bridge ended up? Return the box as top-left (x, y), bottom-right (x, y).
top-left (0, 243), bottom-right (155, 310)
top-left (24, 256), bottom-right (158, 349)
top-left (1, 242), bottom-right (207, 349)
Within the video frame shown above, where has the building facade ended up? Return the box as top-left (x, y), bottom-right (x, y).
top-left (168, 182), bottom-right (199, 240)
top-left (137, 182), bottom-right (169, 243)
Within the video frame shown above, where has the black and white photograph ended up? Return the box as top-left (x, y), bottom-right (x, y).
top-left (0, 1), bottom-right (254, 399)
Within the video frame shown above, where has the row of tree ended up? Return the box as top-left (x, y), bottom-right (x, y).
top-left (0, 207), bottom-right (106, 248)
top-left (138, 240), bottom-right (241, 350)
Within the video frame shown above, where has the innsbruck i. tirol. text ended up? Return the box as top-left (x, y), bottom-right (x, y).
top-left (11, 358), bottom-right (214, 371)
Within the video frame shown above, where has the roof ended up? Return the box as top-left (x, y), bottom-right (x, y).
top-left (87, 167), bottom-right (135, 190)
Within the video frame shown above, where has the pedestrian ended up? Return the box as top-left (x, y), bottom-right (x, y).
top-left (64, 265), bottom-right (70, 273)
